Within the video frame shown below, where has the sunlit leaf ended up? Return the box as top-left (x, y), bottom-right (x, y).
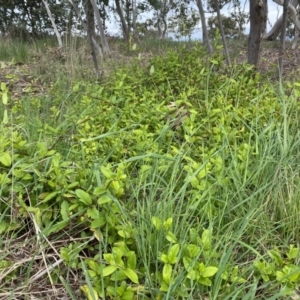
top-left (100, 166), bottom-right (113, 179)
top-left (150, 65), bottom-right (155, 75)
top-left (112, 269), bottom-right (127, 281)
top-left (43, 220), bottom-right (69, 236)
top-left (102, 265), bottom-right (117, 277)
top-left (183, 257), bottom-right (193, 272)
top-left (87, 207), bottom-right (99, 219)
top-left (98, 195), bottom-right (111, 205)
top-left (90, 217), bottom-right (106, 229)
top-left (163, 264), bottom-right (172, 284)
top-left (60, 200), bottom-right (69, 221)
top-left (160, 254), bottom-right (169, 264)
top-left (166, 231), bottom-right (177, 243)
top-left (2, 90), bottom-right (8, 105)
top-left (0, 152), bottom-right (11, 166)
top-left (159, 281), bottom-right (169, 292)
top-left (80, 285), bottom-right (98, 300)
top-left (168, 244), bottom-right (179, 264)
top-left (202, 266), bottom-right (218, 278)
top-left (43, 191), bottom-right (58, 202)
top-left (124, 268), bottom-right (139, 283)
top-left (197, 276), bottom-right (212, 286)
top-left (287, 245), bottom-right (299, 260)
top-left (0, 220), bottom-right (8, 234)
top-left (269, 249), bottom-right (283, 266)
top-left (163, 218), bottom-right (172, 229)
top-left (127, 251), bottom-right (136, 270)
top-left (151, 216), bottom-right (162, 230)
top-left (185, 244), bottom-right (201, 258)
top-left (2, 109), bottom-right (8, 124)
top-left (75, 189), bottom-right (92, 205)
top-left (122, 290), bottom-right (135, 300)
top-left (201, 229), bottom-right (212, 251)
top-left (118, 229), bottom-right (131, 238)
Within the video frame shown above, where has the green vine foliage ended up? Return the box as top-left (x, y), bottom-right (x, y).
top-left (1, 44), bottom-right (300, 299)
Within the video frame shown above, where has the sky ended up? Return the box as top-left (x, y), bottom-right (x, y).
top-left (105, 0), bottom-right (284, 40)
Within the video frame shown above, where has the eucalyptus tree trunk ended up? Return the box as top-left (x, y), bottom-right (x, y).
top-left (85, 0), bottom-right (102, 78)
top-left (279, 0), bottom-right (289, 76)
top-left (214, 0), bottom-right (231, 65)
top-left (273, 0), bottom-right (300, 28)
top-left (292, 28), bottom-right (299, 49)
top-left (263, 0), bottom-right (299, 48)
top-left (248, 0), bottom-right (265, 66)
top-left (157, 12), bottom-right (162, 38)
top-left (68, 0), bottom-right (103, 57)
top-left (132, 0), bottom-right (139, 41)
top-left (41, 0), bottom-right (63, 48)
top-left (261, 0), bottom-right (268, 35)
top-left (90, 0), bottom-right (110, 55)
top-left (264, 15), bottom-right (282, 40)
top-left (157, 16), bottom-right (168, 38)
top-left (161, 0), bottom-right (168, 38)
top-left (115, 0), bottom-right (130, 42)
top-left (274, 0), bottom-right (300, 49)
top-left (196, 0), bottom-right (213, 54)
top-left (162, 19), bottom-right (168, 38)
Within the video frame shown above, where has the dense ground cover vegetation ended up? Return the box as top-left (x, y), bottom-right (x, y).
top-left (1, 40), bottom-right (300, 299)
